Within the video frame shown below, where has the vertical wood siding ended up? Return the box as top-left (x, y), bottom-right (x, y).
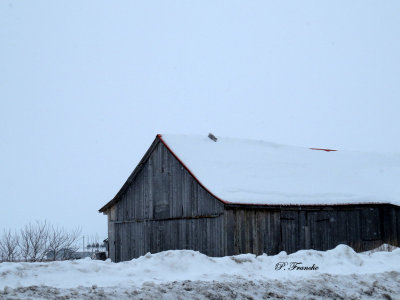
top-left (113, 217), bottom-right (225, 261)
top-left (112, 141), bottom-right (224, 222)
top-left (107, 141), bottom-right (224, 261)
top-left (223, 208), bottom-right (281, 255)
top-left (224, 205), bottom-right (400, 255)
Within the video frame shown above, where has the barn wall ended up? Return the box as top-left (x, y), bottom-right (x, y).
top-left (224, 205), bottom-right (400, 255)
top-left (381, 205), bottom-right (400, 246)
top-left (113, 141), bottom-right (224, 221)
top-left (113, 216), bottom-right (225, 261)
top-left (223, 208), bottom-right (281, 256)
top-left (107, 207), bottom-right (116, 262)
top-left (106, 140), bottom-right (225, 261)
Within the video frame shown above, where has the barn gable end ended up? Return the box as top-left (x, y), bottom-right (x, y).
top-left (101, 136), bottom-right (225, 261)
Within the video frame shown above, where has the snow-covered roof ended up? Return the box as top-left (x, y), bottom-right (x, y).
top-left (160, 134), bottom-right (400, 206)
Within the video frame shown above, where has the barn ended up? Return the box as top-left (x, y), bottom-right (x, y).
top-left (99, 134), bottom-right (400, 262)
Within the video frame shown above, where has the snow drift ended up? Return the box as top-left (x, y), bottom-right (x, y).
top-left (1, 245), bottom-right (399, 289)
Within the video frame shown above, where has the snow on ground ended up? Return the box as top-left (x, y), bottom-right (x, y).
top-left (1, 245), bottom-right (400, 299)
top-left (2, 273), bottom-right (400, 300)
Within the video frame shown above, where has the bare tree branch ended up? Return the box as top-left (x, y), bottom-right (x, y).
top-left (0, 229), bottom-right (19, 262)
top-left (46, 225), bottom-right (81, 260)
top-left (3, 221), bottom-right (84, 262)
top-left (19, 221), bottom-right (49, 262)
top-left (19, 225), bottom-right (31, 262)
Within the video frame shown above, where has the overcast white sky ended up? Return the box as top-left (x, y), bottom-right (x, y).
top-left (1, 1), bottom-right (400, 238)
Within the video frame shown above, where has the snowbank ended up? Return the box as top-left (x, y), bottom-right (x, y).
top-left (1, 245), bottom-right (399, 289)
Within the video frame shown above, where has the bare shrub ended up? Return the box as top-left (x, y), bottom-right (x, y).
top-left (0, 230), bottom-right (19, 262)
top-left (1, 221), bottom-right (91, 262)
top-left (19, 225), bottom-right (31, 262)
top-left (19, 221), bottom-right (49, 262)
top-left (46, 225), bottom-right (81, 260)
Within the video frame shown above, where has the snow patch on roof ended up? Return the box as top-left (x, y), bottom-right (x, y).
top-left (160, 134), bottom-right (400, 206)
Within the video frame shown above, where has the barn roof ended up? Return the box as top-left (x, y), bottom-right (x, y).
top-left (99, 134), bottom-right (400, 212)
top-left (159, 134), bottom-right (400, 207)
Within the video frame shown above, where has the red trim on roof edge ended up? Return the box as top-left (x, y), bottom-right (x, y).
top-left (309, 148), bottom-right (337, 152)
top-left (158, 134), bottom-right (380, 207)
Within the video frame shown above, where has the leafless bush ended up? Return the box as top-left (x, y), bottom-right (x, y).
top-left (1, 221), bottom-right (87, 262)
top-left (19, 221), bottom-right (49, 262)
top-left (47, 225), bottom-right (81, 261)
top-left (19, 224), bottom-right (31, 262)
top-left (0, 230), bottom-right (19, 262)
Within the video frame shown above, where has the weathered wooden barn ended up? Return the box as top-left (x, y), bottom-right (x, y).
top-left (99, 134), bottom-right (400, 262)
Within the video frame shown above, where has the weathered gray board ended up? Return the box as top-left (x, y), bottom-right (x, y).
top-left (102, 137), bottom-right (400, 262)
top-left (224, 205), bottom-right (400, 256)
top-left (106, 139), bottom-right (224, 262)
